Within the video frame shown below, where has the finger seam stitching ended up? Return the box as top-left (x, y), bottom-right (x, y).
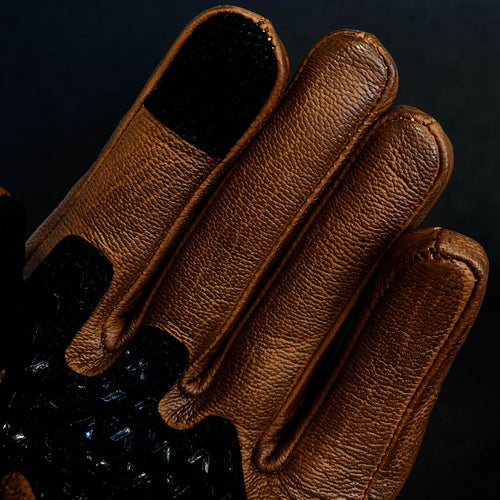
top-left (251, 114), bottom-right (444, 473)
top-left (360, 247), bottom-right (480, 498)
top-left (184, 34), bottom-right (396, 389)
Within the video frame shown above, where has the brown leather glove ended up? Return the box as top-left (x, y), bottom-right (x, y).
top-left (0, 5), bottom-right (488, 499)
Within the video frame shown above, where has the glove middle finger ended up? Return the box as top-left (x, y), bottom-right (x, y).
top-left (141, 30), bottom-right (398, 393)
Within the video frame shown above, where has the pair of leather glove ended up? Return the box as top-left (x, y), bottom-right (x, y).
top-left (0, 5), bottom-right (488, 499)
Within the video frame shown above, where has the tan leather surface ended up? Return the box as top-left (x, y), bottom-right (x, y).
top-left (154, 102), bottom-right (476, 498)
top-left (144, 30), bottom-right (398, 393)
top-left (280, 229), bottom-right (487, 500)
top-left (157, 103), bottom-right (453, 433)
top-left (7, 7), bottom-right (489, 500)
top-left (30, 107), bottom-right (219, 373)
top-left (158, 225), bottom-right (486, 499)
top-left (0, 473), bottom-right (34, 500)
top-left (23, 5), bottom-right (289, 375)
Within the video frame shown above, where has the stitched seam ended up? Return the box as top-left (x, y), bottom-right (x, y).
top-left (251, 113), bottom-right (444, 472)
top-left (361, 253), bottom-right (480, 498)
top-left (97, 28), bottom-right (283, 349)
top-left (188, 33), bottom-right (395, 384)
top-left (270, 117), bottom-right (450, 469)
top-left (27, 6), bottom-right (279, 265)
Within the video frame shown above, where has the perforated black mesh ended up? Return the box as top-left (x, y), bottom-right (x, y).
top-left (144, 12), bottom-right (278, 158)
top-left (0, 235), bottom-right (246, 499)
top-left (0, 12), bottom-right (276, 495)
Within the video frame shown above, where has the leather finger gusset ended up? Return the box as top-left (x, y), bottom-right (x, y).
top-left (279, 228), bottom-right (487, 500)
top-left (22, 6), bottom-right (289, 376)
top-left (156, 104), bottom-right (453, 431)
top-left (143, 29), bottom-right (399, 395)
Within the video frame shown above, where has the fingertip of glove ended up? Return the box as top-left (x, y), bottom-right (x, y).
top-left (360, 106), bottom-right (454, 216)
top-left (433, 228), bottom-right (489, 283)
top-left (142, 5), bottom-right (288, 158)
top-left (300, 29), bottom-right (399, 100)
top-left (388, 227), bottom-right (489, 289)
top-left (391, 105), bottom-right (454, 181)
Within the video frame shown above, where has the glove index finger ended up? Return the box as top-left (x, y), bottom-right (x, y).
top-left (22, 6), bottom-right (289, 375)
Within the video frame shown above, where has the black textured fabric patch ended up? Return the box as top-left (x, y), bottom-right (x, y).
top-left (144, 12), bottom-right (277, 158)
top-left (0, 234), bottom-right (246, 499)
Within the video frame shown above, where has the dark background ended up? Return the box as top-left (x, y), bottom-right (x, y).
top-left (1, 0), bottom-right (498, 498)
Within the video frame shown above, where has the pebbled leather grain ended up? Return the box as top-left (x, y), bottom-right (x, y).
top-left (1, 6), bottom-right (489, 500)
top-left (29, 107), bottom-right (219, 373)
top-left (23, 5), bottom-right (289, 376)
top-left (0, 473), bottom-right (34, 500)
top-left (154, 106), bottom-right (478, 499)
top-left (143, 30), bottom-right (398, 394)
top-left (279, 228), bottom-right (487, 500)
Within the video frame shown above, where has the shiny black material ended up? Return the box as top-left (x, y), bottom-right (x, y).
top-left (0, 234), bottom-right (246, 499)
top-left (144, 12), bottom-right (277, 158)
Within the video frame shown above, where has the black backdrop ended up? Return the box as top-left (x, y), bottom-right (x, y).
top-left (1, 0), bottom-right (499, 498)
